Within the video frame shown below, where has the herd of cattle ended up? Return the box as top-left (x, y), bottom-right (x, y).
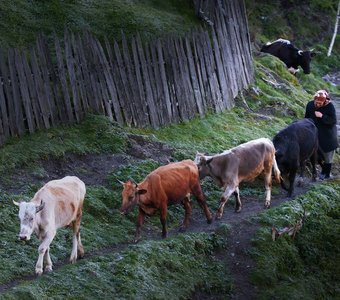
top-left (13, 117), bottom-right (320, 275)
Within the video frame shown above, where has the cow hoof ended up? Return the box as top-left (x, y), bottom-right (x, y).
top-left (207, 218), bottom-right (213, 224)
top-left (133, 236), bottom-right (141, 243)
top-left (35, 268), bottom-right (43, 276)
top-left (45, 265), bottom-right (53, 273)
top-left (264, 205), bottom-right (271, 209)
top-left (69, 257), bottom-right (77, 264)
top-left (78, 250), bottom-right (85, 259)
top-left (215, 214), bottom-right (222, 220)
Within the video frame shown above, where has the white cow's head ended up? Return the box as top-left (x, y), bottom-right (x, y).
top-left (13, 200), bottom-right (45, 241)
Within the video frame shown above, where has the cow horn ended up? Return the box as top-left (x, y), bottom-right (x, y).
top-left (298, 50), bottom-right (303, 55)
top-left (117, 179), bottom-right (125, 185)
top-left (36, 200), bottom-right (45, 213)
top-left (13, 200), bottom-right (20, 206)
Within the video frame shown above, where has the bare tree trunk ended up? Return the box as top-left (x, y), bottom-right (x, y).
top-left (327, 0), bottom-right (340, 56)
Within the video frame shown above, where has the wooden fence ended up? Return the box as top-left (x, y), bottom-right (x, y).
top-left (0, 0), bottom-right (253, 146)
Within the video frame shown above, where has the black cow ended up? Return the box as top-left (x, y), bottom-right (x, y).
top-left (261, 39), bottom-right (316, 74)
top-left (273, 118), bottom-right (318, 197)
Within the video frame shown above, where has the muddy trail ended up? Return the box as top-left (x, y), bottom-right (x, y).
top-left (0, 131), bottom-right (333, 299)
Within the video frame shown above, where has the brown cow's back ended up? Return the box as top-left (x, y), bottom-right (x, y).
top-left (139, 160), bottom-right (199, 206)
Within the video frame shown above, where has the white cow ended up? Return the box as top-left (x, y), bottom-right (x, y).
top-left (13, 176), bottom-right (86, 275)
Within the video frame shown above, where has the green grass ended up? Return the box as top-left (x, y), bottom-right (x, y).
top-left (0, 0), bottom-right (199, 48)
top-left (250, 181), bottom-right (340, 299)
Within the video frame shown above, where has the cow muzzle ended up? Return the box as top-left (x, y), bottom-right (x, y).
top-left (19, 234), bottom-right (31, 241)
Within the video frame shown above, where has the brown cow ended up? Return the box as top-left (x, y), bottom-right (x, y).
top-left (13, 176), bottom-right (86, 275)
top-left (194, 138), bottom-right (281, 219)
top-left (120, 160), bottom-right (212, 242)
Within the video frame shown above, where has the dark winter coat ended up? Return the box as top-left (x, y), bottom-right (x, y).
top-left (304, 100), bottom-right (339, 152)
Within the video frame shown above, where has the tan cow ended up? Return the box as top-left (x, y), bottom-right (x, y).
top-left (194, 138), bottom-right (281, 219)
top-left (13, 176), bottom-right (86, 275)
top-left (120, 160), bottom-right (212, 242)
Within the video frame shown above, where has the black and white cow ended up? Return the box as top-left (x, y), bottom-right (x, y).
top-left (261, 39), bottom-right (315, 74)
top-left (273, 119), bottom-right (318, 197)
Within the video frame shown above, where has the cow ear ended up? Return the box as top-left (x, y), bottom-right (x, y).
top-left (36, 200), bottom-right (45, 213)
top-left (137, 189), bottom-right (147, 195)
top-left (310, 52), bottom-right (316, 57)
top-left (13, 200), bottom-right (20, 206)
top-left (206, 157), bottom-right (213, 164)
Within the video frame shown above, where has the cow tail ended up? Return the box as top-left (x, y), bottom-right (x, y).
top-left (272, 155), bottom-right (281, 184)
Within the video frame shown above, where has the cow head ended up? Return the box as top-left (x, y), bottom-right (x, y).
top-left (297, 50), bottom-right (316, 74)
top-left (13, 200), bottom-right (45, 241)
top-left (194, 152), bottom-right (213, 179)
top-left (120, 179), bottom-right (147, 215)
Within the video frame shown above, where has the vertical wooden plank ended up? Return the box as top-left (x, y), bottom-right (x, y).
top-left (0, 57), bottom-right (10, 138)
top-left (163, 37), bottom-right (181, 122)
top-left (30, 47), bottom-right (51, 129)
top-left (178, 37), bottom-right (198, 118)
top-left (215, 6), bottom-right (238, 99)
top-left (91, 35), bottom-right (124, 124)
top-left (0, 49), bottom-right (16, 135)
top-left (156, 39), bottom-right (172, 123)
top-left (136, 34), bottom-right (159, 128)
top-left (71, 33), bottom-right (89, 114)
top-left (82, 31), bottom-right (103, 114)
top-left (184, 36), bottom-right (204, 117)
top-left (36, 34), bottom-right (58, 126)
top-left (148, 41), bottom-right (167, 125)
top-left (14, 49), bottom-right (35, 133)
top-left (8, 49), bottom-right (25, 135)
top-left (191, 32), bottom-right (209, 112)
top-left (201, 30), bottom-right (223, 112)
top-left (106, 38), bottom-right (134, 126)
top-left (211, 26), bottom-right (233, 110)
top-left (64, 30), bottom-right (81, 122)
top-left (54, 36), bottom-right (75, 123)
top-left (40, 34), bottom-right (65, 124)
top-left (131, 36), bottom-right (150, 127)
top-left (112, 40), bottom-right (137, 126)
top-left (0, 84), bottom-right (9, 141)
top-left (22, 50), bottom-right (43, 129)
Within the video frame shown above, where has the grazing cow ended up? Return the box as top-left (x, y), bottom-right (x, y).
top-left (273, 118), bottom-right (318, 197)
top-left (120, 160), bottom-right (212, 242)
top-left (13, 176), bottom-right (86, 275)
top-left (194, 138), bottom-right (281, 219)
top-left (261, 38), bottom-right (315, 74)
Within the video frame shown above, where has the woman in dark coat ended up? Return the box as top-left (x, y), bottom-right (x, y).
top-left (305, 89), bottom-right (339, 179)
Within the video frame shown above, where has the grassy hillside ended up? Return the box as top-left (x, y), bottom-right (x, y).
top-left (0, 0), bottom-right (339, 299)
top-left (0, 0), bottom-right (199, 48)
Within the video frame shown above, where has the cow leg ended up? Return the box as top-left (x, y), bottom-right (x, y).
top-left (36, 232), bottom-right (56, 275)
top-left (192, 183), bottom-right (212, 224)
top-left (180, 196), bottom-right (192, 232)
top-left (264, 170), bottom-right (272, 209)
top-left (160, 205), bottom-right (168, 239)
top-left (70, 212), bottom-right (84, 264)
top-left (44, 247), bottom-right (53, 272)
top-left (77, 230), bottom-right (84, 259)
top-left (287, 169), bottom-right (297, 197)
top-left (234, 187), bottom-right (242, 212)
top-left (310, 150), bottom-right (317, 181)
top-left (71, 208), bottom-right (84, 262)
top-left (134, 208), bottom-right (146, 243)
top-left (216, 186), bottom-right (235, 219)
